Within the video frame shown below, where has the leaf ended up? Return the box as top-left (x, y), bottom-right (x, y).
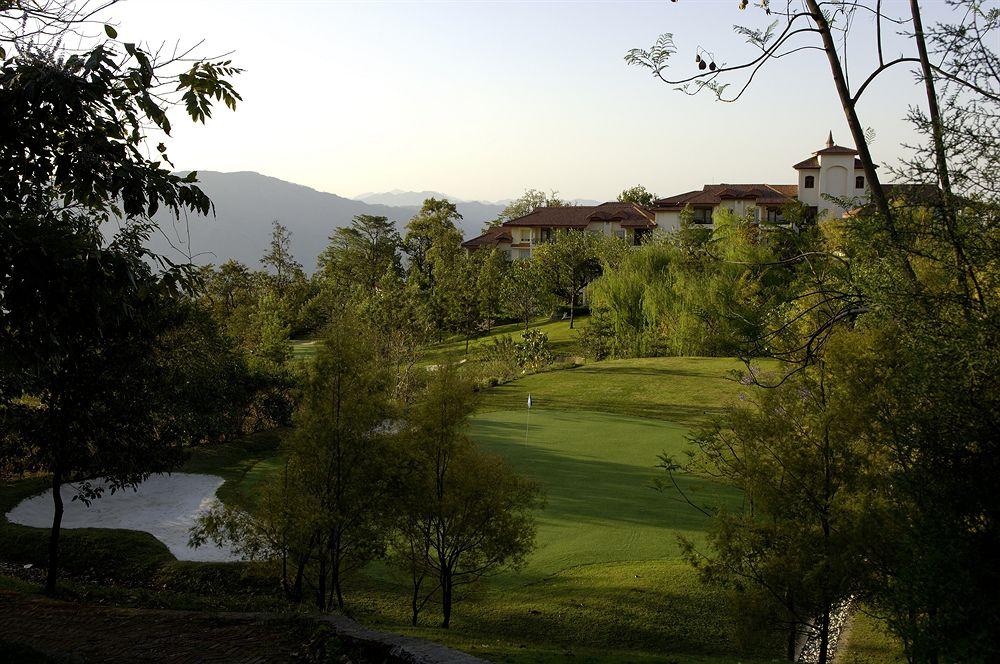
top-left (104, 24), bottom-right (118, 39)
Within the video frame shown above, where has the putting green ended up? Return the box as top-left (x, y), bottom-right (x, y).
top-left (468, 409), bottom-right (743, 581)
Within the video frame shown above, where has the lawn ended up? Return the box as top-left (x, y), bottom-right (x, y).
top-left (0, 354), bottom-right (903, 663)
top-left (479, 356), bottom-right (762, 426)
top-left (338, 407), bottom-right (768, 663)
top-left (418, 317), bottom-right (583, 367)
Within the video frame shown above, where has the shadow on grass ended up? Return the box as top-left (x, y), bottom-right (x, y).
top-left (470, 417), bottom-right (740, 532)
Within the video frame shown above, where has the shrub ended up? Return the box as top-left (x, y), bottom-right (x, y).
top-left (514, 330), bottom-right (553, 371)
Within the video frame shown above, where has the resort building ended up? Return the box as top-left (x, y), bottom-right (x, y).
top-left (462, 202), bottom-right (655, 259)
top-left (463, 133), bottom-right (871, 258)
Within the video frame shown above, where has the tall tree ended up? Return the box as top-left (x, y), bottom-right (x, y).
top-left (394, 367), bottom-right (540, 627)
top-left (534, 230), bottom-right (601, 329)
top-left (617, 184), bottom-right (657, 207)
top-left (0, 0), bottom-right (240, 593)
top-left (260, 220), bottom-right (304, 297)
top-left (502, 258), bottom-right (553, 332)
top-left (488, 188), bottom-right (565, 229)
top-left (403, 198), bottom-right (464, 286)
top-left (317, 214), bottom-right (401, 291)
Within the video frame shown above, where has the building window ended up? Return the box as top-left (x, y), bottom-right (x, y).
top-left (633, 229), bottom-right (649, 246)
top-left (855, 175), bottom-right (865, 189)
top-left (766, 208), bottom-right (785, 224)
top-left (804, 175), bottom-right (815, 189)
top-left (692, 207), bottom-right (713, 224)
top-left (540, 228), bottom-right (552, 243)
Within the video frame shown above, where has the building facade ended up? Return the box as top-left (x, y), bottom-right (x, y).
top-left (463, 134), bottom-right (871, 257)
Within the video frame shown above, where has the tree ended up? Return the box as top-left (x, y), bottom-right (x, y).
top-left (534, 230), bottom-right (601, 329)
top-left (394, 367), bottom-right (540, 627)
top-left (488, 188), bottom-right (565, 229)
top-left (403, 198), bottom-right (464, 286)
top-left (436, 251), bottom-right (483, 353)
top-left (665, 354), bottom-right (872, 663)
top-left (317, 214), bottom-right (401, 291)
top-left (260, 220), bottom-right (305, 296)
top-left (475, 248), bottom-right (509, 333)
top-left (617, 184), bottom-right (657, 207)
top-left (195, 314), bottom-right (397, 611)
top-left (0, 1), bottom-right (241, 593)
top-left (502, 258), bottom-right (553, 332)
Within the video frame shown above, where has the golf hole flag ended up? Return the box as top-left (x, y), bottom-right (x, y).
top-left (527, 394), bottom-right (532, 409)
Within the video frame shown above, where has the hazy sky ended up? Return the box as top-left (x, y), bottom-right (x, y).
top-left (112, 0), bottom-right (960, 201)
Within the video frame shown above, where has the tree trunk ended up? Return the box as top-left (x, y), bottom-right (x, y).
top-left (316, 555), bottom-right (327, 610)
top-left (909, 0), bottom-right (985, 312)
top-left (410, 571), bottom-right (423, 626)
top-left (291, 557), bottom-right (307, 603)
top-left (568, 285), bottom-right (576, 330)
top-left (331, 542), bottom-right (345, 611)
top-left (817, 603), bottom-right (831, 664)
top-left (45, 469), bottom-right (64, 595)
top-left (441, 570), bottom-right (453, 629)
top-left (786, 594), bottom-right (798, 661)
top-left (804, 0), bottom-right (921, 291)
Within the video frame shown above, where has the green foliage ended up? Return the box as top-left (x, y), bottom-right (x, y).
top-left (316, 214), bottom-right (401, 291)
top-left (513, 330), bottom-right (553, 372)
top-left (617, 184), bottom-right (658, 207)
top-left (534, 230), bottom-right (601, 329)
top-left (489, 188), bottom-right (565, 229)
top-left (502, 258), bottom-right (554, 332)
top-left (194, 315), bottom-right (397, 610)
top-left (393, 367), bottom-right (541, 628)
top-left (585, 210), bottom-right (802, 359)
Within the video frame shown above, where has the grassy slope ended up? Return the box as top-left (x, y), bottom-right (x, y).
top-left (419, 318), bottom-right (583, 366)
top-left (479, 356), bottom-right (756, 426)
top-left (328, 357), bottom-right (775, 663)
top-left (345, 406), bottom-right (769, 663)
top-left (838, 612), bottom-right (907, 664)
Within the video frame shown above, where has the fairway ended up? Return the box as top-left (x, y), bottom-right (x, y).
top-left (480, 356), bottom-right (764, 425)
top-left (469, 409), bottom-right (741, 577)
top-left (351, 404), bottom-right (768, 663)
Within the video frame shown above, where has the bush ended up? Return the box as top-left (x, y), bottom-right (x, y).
top-left (514, 330), bottom-right (553, 371)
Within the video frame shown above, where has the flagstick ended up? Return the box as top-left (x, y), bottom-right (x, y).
top-left (525, 393), bottom-right (531, 445)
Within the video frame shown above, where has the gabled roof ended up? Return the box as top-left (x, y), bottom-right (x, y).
top-left (501, 202), bottom-right (655, 229)
top-left (653, 184), bottom-right (797, 211)
top-left (462, 225), bottom-right (511, 250)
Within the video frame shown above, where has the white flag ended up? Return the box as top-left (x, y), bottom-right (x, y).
top-left (527, 394), bottom-right (532, 409)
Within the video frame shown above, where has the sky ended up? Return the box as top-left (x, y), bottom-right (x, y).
top-left (110, 0), bottom-right (964, 202)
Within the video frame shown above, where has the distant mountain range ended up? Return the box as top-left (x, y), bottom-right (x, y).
top-left (354, 189), bottom-right (601, 208)
top-left (146, 172), bottom-right (507, 271)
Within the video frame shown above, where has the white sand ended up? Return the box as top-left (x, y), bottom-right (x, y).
top-left (6, 473), bottom-right (240, 562)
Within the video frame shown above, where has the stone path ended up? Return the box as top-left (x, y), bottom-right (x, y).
top-left (0, 591), bottom-right (486, 664)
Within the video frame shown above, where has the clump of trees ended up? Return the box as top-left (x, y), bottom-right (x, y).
top-left (193, 328), bottom-right (541, 626)
top-left (634, 2), bottom-right (1000, 662)
top-left (0, 0), bottom-right (244, 593)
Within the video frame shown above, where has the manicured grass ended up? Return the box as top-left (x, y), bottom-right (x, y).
top-left (330, 408), bottom-right (771, 663)
top-left (838, 611), bottom-right (907, 664)
top-left (479, 356), bottom-right (762, 427)
top-left (468, 410), bottom-right (739, 576)
top-left (419, 318), bottom-right (583, 366)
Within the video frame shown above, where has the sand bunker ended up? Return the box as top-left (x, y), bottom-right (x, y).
top-left (6, 473), bottom-right (239, 562)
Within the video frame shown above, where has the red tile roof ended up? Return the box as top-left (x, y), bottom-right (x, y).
top-left (653, 184), bottom-right (797, 211)
top-left (793, 156), bottom-right (870, 170)
top-left (462, 225), bottom-right (511, 249)
top-left (501, 202), bottom-right (655, 229)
